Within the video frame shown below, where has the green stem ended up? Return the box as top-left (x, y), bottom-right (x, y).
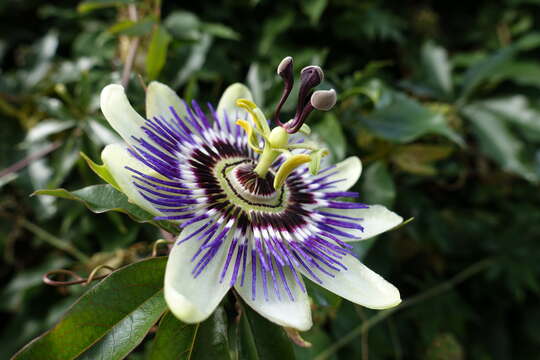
top-left (20, 218), bottom-right (90, 263)
top-left (253, 145), bottom-right (279, 177)
top-left (314, 259), bottom-right (493, 360)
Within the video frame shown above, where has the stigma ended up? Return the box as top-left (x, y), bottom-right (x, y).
top-left (234, 56), bottom-right (337, 186)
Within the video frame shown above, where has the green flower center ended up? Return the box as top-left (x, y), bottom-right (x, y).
top-left (214, 158), bottom-right (289, 214)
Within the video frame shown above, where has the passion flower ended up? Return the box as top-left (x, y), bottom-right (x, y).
top-left (99, 56), bottom-right (403, 331)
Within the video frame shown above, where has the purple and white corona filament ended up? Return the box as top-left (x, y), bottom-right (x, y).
top-left (100, 57), bottom-right (403, 330)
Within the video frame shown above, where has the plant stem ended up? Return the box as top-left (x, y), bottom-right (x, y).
top-left (314, 259), bottom-right (493, 360)
top-left (121, 4), bottom-right (140, 88)
top-left (0, 141), bottom-right (61, 179)
top-left (19, 218), bottom-right (89, 263)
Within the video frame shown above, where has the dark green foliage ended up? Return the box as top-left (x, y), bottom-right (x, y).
top-left (2, 1), bottom-right (540, 359)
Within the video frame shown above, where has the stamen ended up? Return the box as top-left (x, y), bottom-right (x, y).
top-left (236, 120), bottom-right (263, 153)
top-left (274, 154), bottom-right (311, 189)
top-left (309, 149), bottom-right (328, 175)
top-left (236, 99), bottom-right (270, 135)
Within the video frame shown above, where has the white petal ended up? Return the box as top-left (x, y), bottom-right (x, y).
top-left (165, 222), bottom-right (233, 323)
top-left (235, 260), bottom-right (312, 331)
top-left (146, 81), bottom-right (188, 120)
top-left (300, 255), bottom-right (401, 309)
top-left (216, 83), bottom-right (254, 126)
top-left (322, 204), bottom-right (403, 241)
top-left (323, 156), bottom-right (362, 191)
top-left (100, 84), bottom-right (147, 146)
top-left (101, 143), bottom-right (162, 215)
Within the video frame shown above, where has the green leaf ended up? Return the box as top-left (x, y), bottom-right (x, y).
top-left (425, 333), bottom-right (464, 360)
top-left (458, 33), bottom-right (540, 102)
top-left (258, 13), bottom-right (294, 55)
top-left (47, 137), bottom-right (81, 188)
top-left (80, 152), bottom-right (120, 190)
top-left (149, 307), bottom-right (231, 360)
top-left (32, 184), bottom-right (179, 234)
top-left (190, 306), bottom-right (230, 359)
top-left (462, 104), bottom-right (538, 182)
top-left (23, 119), bottom-right (75, 145)
top-left (475, 96), bottom-right (540, 134)
top-left (174, 34), bottom-right (212, 87)
top-left (247, 63), bottom-right (266, 107)
top-left (164, 10), bottom-right (201, 41)
top-left (313, 113), bottom-right (346, 163)
top-left (361, 160), bottom-right (396, 207)
top-left (108, 17), bottom-right (156, 36)
top-left (294, 326), bottom-right (337, 360)
top-left (77, 0), bottom-right (134, 14)
top-left (147, 311), bottom-right (199, 360)
top-left (146, 25), bottom-right (172, 80)
top-left (301, 0), bottom-right (328, 25)
top-left (489, 61), bottom-right (540, 87)
top-left (360, 91), bottom-right (463, 145)
top-left (201, 23), bottom-right (240, 40)
top-left (421, 41), bottom-right (453, 99)
top-left (237, 303), bottom-right (295, 360)
top-left (85, 119), bottom-right (122, 146)
top-left (458, 47), bottom-right (515, 102)
top-left (304, 280), bottom-right (341, 308)
top-left (13, 257), bottom-right (168, 360)
top-left (391, 144), bottom-right (454, 176)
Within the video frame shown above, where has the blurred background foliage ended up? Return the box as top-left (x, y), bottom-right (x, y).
top-left (1, 0), bottom-right (540, 359)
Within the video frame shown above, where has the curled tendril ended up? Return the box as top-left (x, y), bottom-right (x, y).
top-left (152, 238), bottom-right (174, 257)
top-left (42, 239), bottom-right (174, 287)
top-left (43, 265), bottom-right (115, 287)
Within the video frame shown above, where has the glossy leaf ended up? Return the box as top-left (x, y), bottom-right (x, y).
top-left (108, 17), bottom-right (156, 36)
top-left (462, 104), bottom-right (538, 182)
top-left (147, 311), bottom-right (198, 360)
top-left (313, 113), bottom-right (346, 162)
top-left (23, 119), bottom-right (75, 145)
top-left (164, 11), bottom-right (200, 40)
top-left (147, 25), bottom-right (172, 80)
top-left (294, 326), bottom-right (337, 360)
top-left (237, 303), bottom-right (295, 360)
top-left (421, 41), bottom-right (453, 99)
top-left (391, 144), bottom-right (454, 176)
top-left (301, 0), bottom-right (328, 25)
top-left (32, 184), bottom-right (179, 234)
top-left (475, 96), bottom-right (540, 134)
top-left (361, 160), bottom-right (396, 207)
top-left (360, 91), bottom-right (463, 145)
top-left (459, 33), bottom-right (540, 102)
top-left (258, 13), bottom-right (293, 55)
top-left (174, 33), bottom-right (212, 87)
top-left (148, 307), bottom-right (231, 360)
top-left (13, 257), bottom-right (168, 360)
top-left (80, 152), bottom-right (120, 190)
top-left (459, 47), bottom-right (515, 102)
top-left (77, 0), bottom-right (134, 14)
top-left (201, 23), bottom-right (240, 40)
top-left (489, 60), bottom-right (540, 87)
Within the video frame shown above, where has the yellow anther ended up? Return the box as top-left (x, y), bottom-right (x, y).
top-left (273, 154), bottom-right (311, 189)
top-left (299, 124), bottom-right (311, 135)
top-left (236, 99), bottom-right (271, 135)
top-left (309, 148), bottom-right (328, 175)
top-left (236, 120), bottom-right (263, 153)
